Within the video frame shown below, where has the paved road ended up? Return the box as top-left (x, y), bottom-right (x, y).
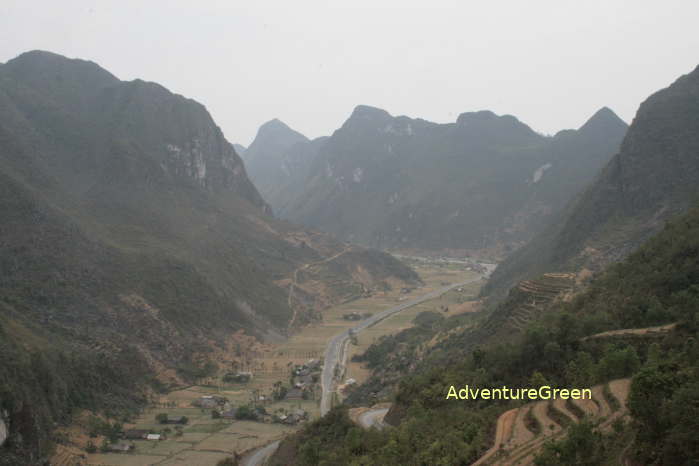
top-left (244, 262), bottom-right (496, 465)
top-left (358, 408), bottom-right (389, 429)
top-left (320, 273), bottom-right (490, 415)
top-left (240, 440), bottom-right (280, 466)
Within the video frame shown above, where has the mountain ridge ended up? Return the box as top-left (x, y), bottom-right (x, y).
top-left (485, 63), bottom-right (699, 296)
top-left (0, 50), bottom-right (419, 462)
top-left (253, 104), bottom-right (626, 256)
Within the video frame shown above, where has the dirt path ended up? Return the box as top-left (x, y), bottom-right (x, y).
top-left (591, 386), bottom-right (611, 419)
top-left (571, 395), bottom-right (599, 418)
top-left (509, 406), bottom-right (535, 447)
top-left (287, 247), bottom-right (351, 329)
top-left (471, 408), bottom-right (518, 466)
top-left (531, 401), bottom-right (561, 436)
top-left (581, 323), bottom-right (676, 341)
top-left (552, 397), bottom-right (577, 423)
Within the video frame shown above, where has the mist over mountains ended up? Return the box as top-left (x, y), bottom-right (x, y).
top-left (1, 44), bottom-right (698, 466)
top-left (486, 64), bottom-right (699, 295)
top-left (243, 104), bottom-right (627, 255)
top-left (270, 64), bottom-right (699, 466)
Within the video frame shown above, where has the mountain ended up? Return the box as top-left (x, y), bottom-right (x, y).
top-left (262, 104), bottom-right (626, 256)
top-left (240, 118), bottom-right (330, 215)
top-left (0, 51), bottom-right (418, 462)
top-left (269, 66), bottom-right (699, 466)
top-left (486, 64), bottom-right (699, 295)
top-left (240, 118), bottom-right (310, 209)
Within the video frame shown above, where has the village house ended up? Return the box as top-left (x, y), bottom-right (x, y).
top-left (294, 373), bottom-right (314, 388)
top-left (306, 359), bottom-right (321, 370)
top-left (146, 433), bottom-right (163, 441)
top-left (193, 395), bottom-right (227, 409)
top-left (123, 429), bottom-right (149, 440)
top-left (221, 408), bottom-right (237, 420)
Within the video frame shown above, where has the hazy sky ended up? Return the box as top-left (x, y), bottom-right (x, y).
top-left (2, 1), bottom-right (698, 145)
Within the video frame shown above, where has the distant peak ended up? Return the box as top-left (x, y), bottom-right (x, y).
top-left (9, 50), bottom-right (101, 71)
top-left (255, 118), bottom-right (307, 141)
top-left (350, 105), bottom-right (392, 119)
top-left (579, 106), bottom-right (627, 133)
top-left (4, 50), bottom-right (118, 84)
top-left (260, 118), bottom-right (289, 130)
top-left (456, 110), bottom-right (499, 125)
top-left (14, 49), bottom-right (63, 60)
top-left (247, 119), bottom-right (308, 154)
top-left (456, 110), bottom-right (536, 136)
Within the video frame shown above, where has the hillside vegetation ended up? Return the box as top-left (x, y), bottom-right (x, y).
top-left (0, 50), bottom-right (417, 464)
top-left (271, 201), bottom-right (699, 466)
top-left (270, 65), bottom-right (699, 464)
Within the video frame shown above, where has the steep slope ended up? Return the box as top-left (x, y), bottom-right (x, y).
top-left (486, 64), bottom-right (699, 295)
top-left (272, 105), bottom-right (626, 255)
top-left (263, 135), bottom-right (329, 216)
top-left (0, 50), bottom-right (418, 463)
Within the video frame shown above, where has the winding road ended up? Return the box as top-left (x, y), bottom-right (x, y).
top-left (240, 440), bottom-right (281, 466)
top-left (244, 262), bottom-right (495, 465)
top-left (320, 271), bottom-right (491, 415)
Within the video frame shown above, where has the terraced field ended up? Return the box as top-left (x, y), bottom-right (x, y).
top-left (485, 273), bottom-right (577, 337)
top-left (472, 378), bottom-right (631, 466)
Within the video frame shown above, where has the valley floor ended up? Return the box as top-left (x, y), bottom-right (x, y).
top-left (75, 256), bottom-right (485, 466)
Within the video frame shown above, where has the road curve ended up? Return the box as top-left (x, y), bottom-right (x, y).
top-left (240, 440), bottom-right (280, 466)
top-left (320, 273), bottom-right (489, 415)
top-left (358, 408), bottom-right (389, 429)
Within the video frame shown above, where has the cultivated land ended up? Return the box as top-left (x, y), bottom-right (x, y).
top-left (472, 378), bottom-right (632, 465)
top-left (86, 258), bottom-right (483, 466)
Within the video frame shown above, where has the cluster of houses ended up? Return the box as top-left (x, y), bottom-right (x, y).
top-left (286, 359), bottom-right (321, 401)
top-left (192, 395), bottom-right (242, 419)
top-left (272, 408), bottom-right (308, 425)
top-left (192, 394), bottom-right (228, 409)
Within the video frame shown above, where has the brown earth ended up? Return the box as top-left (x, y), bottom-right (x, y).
top-left (471, 378), bottom-right (631, 465)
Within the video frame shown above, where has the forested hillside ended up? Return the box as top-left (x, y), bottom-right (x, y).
top-left (0, 50), bottom-right (418, 464)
